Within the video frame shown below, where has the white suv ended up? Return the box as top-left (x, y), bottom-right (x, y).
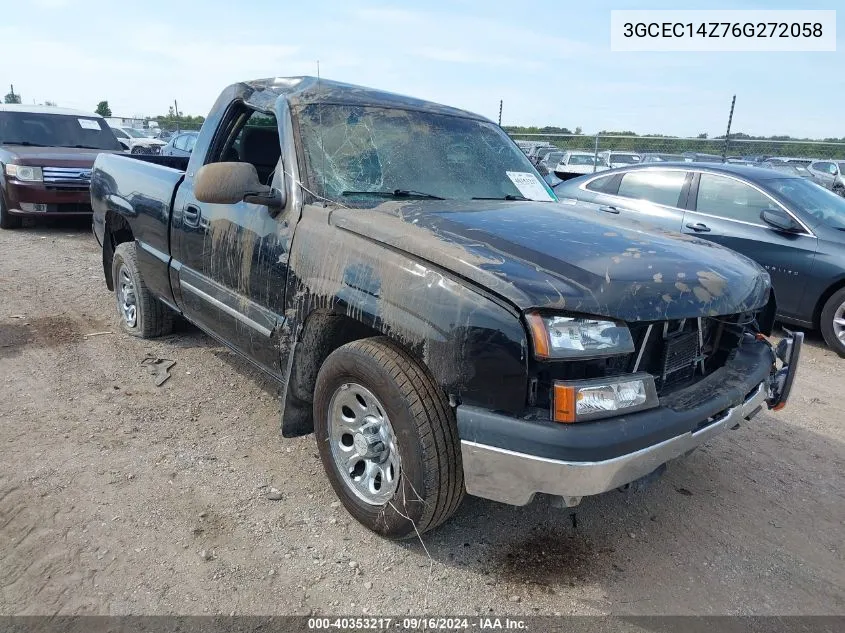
top-left (109, 126), bottom-right (166, 154)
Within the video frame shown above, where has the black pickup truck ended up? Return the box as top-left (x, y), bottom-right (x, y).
top-left (91, 77), bottom-right (801, 538)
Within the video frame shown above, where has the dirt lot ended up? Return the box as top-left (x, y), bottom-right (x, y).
top-left (0, 220), bottom-right (843, 616)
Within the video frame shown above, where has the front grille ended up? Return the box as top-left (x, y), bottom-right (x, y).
top-left (659, 330), bottom-right (700, 389)
top-left (630, 315), bottom-right (747, 395)
top-left (42, 166), bottom-right (92, 186)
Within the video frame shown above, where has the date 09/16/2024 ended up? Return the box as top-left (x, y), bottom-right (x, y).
top-left (308, 617), bottom-right (528, 630)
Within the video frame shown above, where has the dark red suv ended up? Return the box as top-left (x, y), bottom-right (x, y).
top-left (0, 105), bottom-right (123, 228)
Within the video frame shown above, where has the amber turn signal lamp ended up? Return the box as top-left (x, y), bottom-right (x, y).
top-left (526, 313), bottom-right (550, 359)
top-left (553, 384), bottom-right (577, 423)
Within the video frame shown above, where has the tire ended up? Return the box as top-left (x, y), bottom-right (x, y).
top-left (314, 337), bottom-right (464, 539)
top-left (820, 287), bottom-right (845, 357)
top-left (112, 242), bottom-right (173, 338)
top-left (0, 196), bottom-right (21, 229)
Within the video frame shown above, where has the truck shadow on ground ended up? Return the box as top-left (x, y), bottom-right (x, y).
top-left (396, 417), bottom-right (845, 613)
top-left (161, 325), bottom-right (281, 399)
top-left (156, 325), bottom-right (843, 613)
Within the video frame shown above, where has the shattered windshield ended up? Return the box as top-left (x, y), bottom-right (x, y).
top-left (297, 104), bottom-right (555, 204)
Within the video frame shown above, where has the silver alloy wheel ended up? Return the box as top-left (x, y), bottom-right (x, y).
top-left (833, 299), bottom-right (845, 344)
top-left (118, 264), bottom-right (137, 328)
top-left (327, 382), bottom-right (400, 506)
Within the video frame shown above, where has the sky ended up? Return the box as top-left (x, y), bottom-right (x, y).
top-left (2, 0), bottom-right (841, 138)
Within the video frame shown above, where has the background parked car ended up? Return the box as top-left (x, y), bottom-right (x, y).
top-left (528, 144), bottom-right (557, 165)
top-left (553, 150), bottom-right (608, 179)
top-left (683, 152), bottom-right (723, 163)
top-left (538, 150), bottom-right (565, 172)
top-left (160, 131), bottom-right (199, 157)
top-left (640, 152), bottom-right (688, 163)
top-left (807, 160), bottom-right (845, 196)
top-left (767, 157), bottom-right (816, 167)
top-left (108, 126), bottom-right (165, 154)
top-left (554, 163), bottom-right (845, 355)
top-left (0, 105), bottom-right (123, 228)
top-left (601, 151), bottom-right (641, 168)
top-left (761, 162), bottom-right (813, 178)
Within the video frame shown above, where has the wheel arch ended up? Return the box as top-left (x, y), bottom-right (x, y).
top-left (813, 277), bottom-right (845, 329)
top-left (279, 278), bottom-right (528, 438)
top-left (103, 211), bottom-right (134, 291)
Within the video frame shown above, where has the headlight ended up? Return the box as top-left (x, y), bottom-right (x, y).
top-left (5, 164), bottom-right (43, 182)
top-left (553, 373), bottom-right (658, 423)
top-left (526, 313), bottom-right (635, 359)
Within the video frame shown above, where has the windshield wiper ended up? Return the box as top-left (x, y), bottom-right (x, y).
top-left (341, 189), bottom-right (445, 200)
top-left (472, 194), bottom-right (529, 201)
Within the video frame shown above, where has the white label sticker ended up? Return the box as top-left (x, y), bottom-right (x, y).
top-left (506, 171), bottom-right (554, 201)
top-left (78, 118), bottom-right (101, 130)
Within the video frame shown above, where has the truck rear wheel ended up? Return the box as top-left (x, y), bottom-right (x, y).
top-left (0, 197), bottom-right (21, 229)
top-left (112, 242), bottom-right (173, 338)
top-left (820, 287), bottom-right (845, 357)
top-left (313, 337), bottom-right (464, 539)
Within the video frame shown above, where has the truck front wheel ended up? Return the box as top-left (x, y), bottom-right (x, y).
top-left (313, 337), bottom-right (464, 539)
top-left (112, 242), bottom-right (173, 338)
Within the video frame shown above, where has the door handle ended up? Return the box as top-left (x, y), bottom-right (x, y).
top-left (184, 204), bottom-right (201, 227)
top-left (599, 205), bottom-right (620, 214)
top-left (685, 222), bottom-right (711, 233)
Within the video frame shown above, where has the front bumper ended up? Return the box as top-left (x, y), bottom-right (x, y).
top-left (5, 181), bottom-right (92, 217)
top-left (459, 335), bottom-right (801, 507)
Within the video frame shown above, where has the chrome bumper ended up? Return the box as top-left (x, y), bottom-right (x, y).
top-left (461, 382), bottom-right (768, 507)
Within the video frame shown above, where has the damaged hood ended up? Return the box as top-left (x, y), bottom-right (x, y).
top-left (331, 200), bottom-right (771, 322)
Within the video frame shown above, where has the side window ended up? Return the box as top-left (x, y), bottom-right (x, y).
top-left (173, 134), bottom-right (187, 151)
top-left (112, 128), bottom-right (129, 139)
top-left (585, 174), bottom-right (618, 194)
top-left (616, 170), bottom-right (686, 207)
top-left (814, 161), bottom-right (832, 173)
top-left (695, 174), bottom-right (778, 223)
top-left (207, 107), bottom-right (280, 184)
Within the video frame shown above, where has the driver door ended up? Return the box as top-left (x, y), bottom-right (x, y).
top-left (172, 106), bottom-right (292, 376)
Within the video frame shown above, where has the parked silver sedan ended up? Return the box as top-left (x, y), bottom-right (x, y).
top-left (807, 160), bottom-right (845, 196)
top-left (160, 131), bottom-right (199, 157)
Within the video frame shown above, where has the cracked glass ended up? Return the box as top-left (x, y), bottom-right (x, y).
top-left (297, 104), bottom-right (553, 204)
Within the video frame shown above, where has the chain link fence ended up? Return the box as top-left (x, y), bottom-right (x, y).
top-left (510, 133), bottom-right (845, 172)
top-left (109, 115), bottom-right (204, 140)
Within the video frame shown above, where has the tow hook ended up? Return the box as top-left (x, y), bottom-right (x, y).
top-left (767, 328), bottom-right (803, 410)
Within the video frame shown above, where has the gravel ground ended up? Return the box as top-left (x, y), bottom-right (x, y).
top-left (0, 220), bottom-right (843, 616)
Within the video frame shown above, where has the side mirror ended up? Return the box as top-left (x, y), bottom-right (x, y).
top-left (193, 162), bottom-right (285, 215)
top-left (760, 208), bottom-right (801, 233)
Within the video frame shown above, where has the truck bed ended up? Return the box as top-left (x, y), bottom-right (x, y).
top-left (90, 152), bottom-right (187, 306)
top-left (123, 153), bottom-right (191, 172)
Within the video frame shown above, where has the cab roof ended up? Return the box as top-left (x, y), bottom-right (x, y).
top-left (239, 76), bottom-right (491, 122)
